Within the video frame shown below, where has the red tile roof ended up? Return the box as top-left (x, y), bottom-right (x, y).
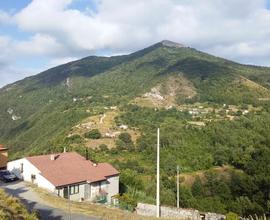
top-left (26, 152), bottom-right (119, 187)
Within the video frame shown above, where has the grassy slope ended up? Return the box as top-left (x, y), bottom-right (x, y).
top-left (0, 189), bottom-right (38, 220)
top-left (31, 184), bottom-right (172, 220)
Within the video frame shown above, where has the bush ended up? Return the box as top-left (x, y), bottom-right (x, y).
top-left (99, 144), bottom-right (109, 151)
top-left (191, 176), bottom-right (204, 197)
top-left (226, 212), bottom-right (239, 220)
top-left (65, 134), bottom-right (83, 143)
top-left (114, 193), bottom-right (137, 211)
top-left (117, 133), bottom-right (134, 151)
top-left (84, 129), bottom-right (102, 139)
top-left (119, 132), bottom-right (132, 143)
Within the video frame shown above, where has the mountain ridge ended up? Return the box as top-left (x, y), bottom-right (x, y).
top-left (2, 40), bottom-right (269, 91)
top-left (1, 40), bottom-right (270, 156)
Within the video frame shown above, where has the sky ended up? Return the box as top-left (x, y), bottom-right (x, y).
top-left (0, 0), bottom-right (270, 88)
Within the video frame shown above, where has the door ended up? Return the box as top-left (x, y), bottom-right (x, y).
top-left (84, 184), bottom-right (91, 200)
top-left (63, 187), bottom-right (69, 199)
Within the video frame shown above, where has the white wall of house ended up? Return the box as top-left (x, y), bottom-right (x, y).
top-left (57, 183), bottom-right (87, 201)
top-left (90, 181), bottom-right (102, 199)
top-left (7, 158), bottom-right (55, 192)
top-left (106, 175), bottom-right (119, 202)
top-left (89, 176), bottom-right (119, 202)
top-left (71, 184), bottom-right (85, 201)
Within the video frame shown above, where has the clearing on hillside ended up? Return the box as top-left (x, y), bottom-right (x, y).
top-left (133, 74), bottom-right (197, 108)
top-left (68, 110), bottom-right (140, 149)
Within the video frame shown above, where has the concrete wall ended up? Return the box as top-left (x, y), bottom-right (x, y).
top-left (88, 175), bottom-right (119, 203)
top-left (107, 175), bottom-right (119, 202)
top-left (89, 180), bottom-right (107, 199)
top-left (70, 184), bottom-right (85, 201)
top-left (0, 149), bottom-right (8, 169)
top-left (90, 181), bottom-right (101, 199)
top-left (57, 184), bottom-right (86, 201)
top-left (136, 203), bottom-right (225, 220)
top-left (7, 158), bottom-right (55, 192)
top-left (56, 179), bottom-right (118, 202)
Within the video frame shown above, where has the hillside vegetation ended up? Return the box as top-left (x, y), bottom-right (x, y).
top-left (1, 40), bottom-right (270, 217)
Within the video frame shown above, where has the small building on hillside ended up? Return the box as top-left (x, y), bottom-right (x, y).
top-left (119, 124), bottom-right (128, 130)
top-left (0, 145), bottom-right (8, 169)
top-left (7, 152), bottom-right (119, 203)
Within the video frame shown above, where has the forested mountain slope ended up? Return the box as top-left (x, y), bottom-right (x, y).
top-left (1, 40), bottom-right (270, 217)
top-left (1, 40), bottom-right (270, 155)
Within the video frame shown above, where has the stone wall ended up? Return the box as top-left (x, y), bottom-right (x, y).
top-left (136, 203), bottom-right (225, 220)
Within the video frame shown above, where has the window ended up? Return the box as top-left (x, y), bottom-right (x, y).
top-left (20, 163), bottom-right (24, 173)
top-left (31, 174), bottom-right (36, 183)
top-left (70, 185), bottom-right (79, 195)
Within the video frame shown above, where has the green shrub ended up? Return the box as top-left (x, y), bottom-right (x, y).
top-left (226, 212), bottom-right (239, 220)
top-left (116, 133), bottom-right (134, 151)
top-left (115, 193), bottom-right (137, 211)
top-left (118, 132), bottom-right (132, 143)
top-left (84, 129), bottom-right (102, 139)
top-left (65, 134), bottom-right (83, 143)
top-left (99, 144), bottom-right (109, 151)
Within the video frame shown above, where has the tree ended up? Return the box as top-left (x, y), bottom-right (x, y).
top-left (191, 176), bottom-right (204, 197)
top-left (117, 132), bottom-right (134, 151)
top-left (84, 129), bottom-right (102, 139)
top-left (179, 186), bottom-right (196, 208)
top-left (213, 182), bottom-right (232, 201)
top-left (119, 132), bottom-right (132, 144)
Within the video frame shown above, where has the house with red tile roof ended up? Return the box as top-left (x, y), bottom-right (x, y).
top-left (7, 152), bottom-right (119, 203)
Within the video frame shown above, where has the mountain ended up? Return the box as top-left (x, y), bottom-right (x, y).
top-left (1, 40), bottom-right (270, 156)
top-left (1, 40), bottom-right (270, 216)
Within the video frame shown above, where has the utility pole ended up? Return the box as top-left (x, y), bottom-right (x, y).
top-left (68, 186), bottom-right (71, 220)
top-left (177, 165), bottom-right (180, 208)
top-left (156, 128), bottom-right (160, 218)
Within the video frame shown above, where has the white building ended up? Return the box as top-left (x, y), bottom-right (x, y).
top-left (119, 124), bottom-right (128, 130)
top-left (7, 152), bottom-right (119, 203)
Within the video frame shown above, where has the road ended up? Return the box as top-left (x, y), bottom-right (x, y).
top-left (0, 181), bottom-right (100, 220)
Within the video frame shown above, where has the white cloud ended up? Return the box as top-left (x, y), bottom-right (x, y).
top-left (13, 0), bottom-right (270, 56)
top-left (0, 65), bottom-right (42, 88)
top-left (1, 0), bottom-right (270, 87)
top-left (0, 10), bottom-right (12, 24)
top-left (48, 56), bottom-right (78, 67)
top-left (15, 34), bottom-right (65, 56)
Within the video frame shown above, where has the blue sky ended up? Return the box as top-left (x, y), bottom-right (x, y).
top-left (0, 0), bottom-right (270, 87)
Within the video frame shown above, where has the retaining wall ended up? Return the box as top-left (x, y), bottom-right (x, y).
top-left (136, 203), bottom-right (225, 220)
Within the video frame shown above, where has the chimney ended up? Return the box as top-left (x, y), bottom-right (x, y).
top-left (50, 154), bottom-right (56, 161)
top-left (63, 147), bottom-right (66, 153)
top-left (92, 163), bottom-right (97, 167)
